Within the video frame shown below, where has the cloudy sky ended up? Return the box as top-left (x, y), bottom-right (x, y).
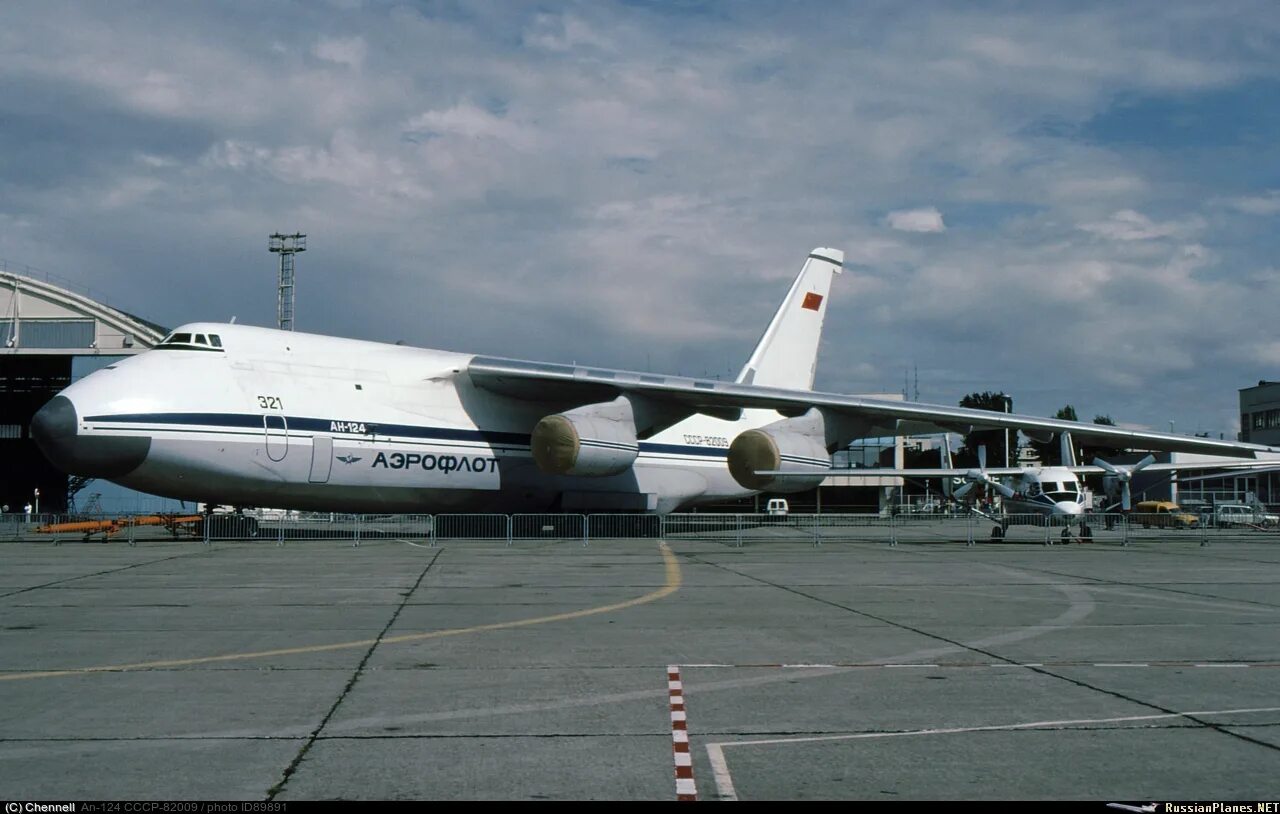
top-left (3, 0), bottom-right (1279, 437)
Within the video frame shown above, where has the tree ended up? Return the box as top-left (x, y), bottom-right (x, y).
top-left (956, 391), bottom-right (1013, 467)
top-left (1081, 414), bottom-right (1125, 461)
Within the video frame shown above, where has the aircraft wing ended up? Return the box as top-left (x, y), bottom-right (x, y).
top-left (793, 460), bottom-right (1280, 479)
top-left (467, 355), bottom-right (1279, 458)
top-left (1176, 464), bottom-right (1280, 482)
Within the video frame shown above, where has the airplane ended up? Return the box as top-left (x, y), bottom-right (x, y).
top-left (797, 435), bottom-right (1280, 533)
top-left (30, 247), bottom-right (1280, 516)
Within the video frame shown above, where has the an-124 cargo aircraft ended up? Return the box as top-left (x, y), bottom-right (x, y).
top-left (31, 248), bottom-right (1280, 514)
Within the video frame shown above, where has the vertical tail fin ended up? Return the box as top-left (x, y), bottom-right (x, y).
top-left (735, 248), bottom-right (843, 391)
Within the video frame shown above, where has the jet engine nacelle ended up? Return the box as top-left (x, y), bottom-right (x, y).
top-left (531, 398), bottom-right (639, 477)
top-left (727, 414), bottom-right (830, 493)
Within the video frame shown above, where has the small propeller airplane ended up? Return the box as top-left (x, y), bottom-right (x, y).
top-left (766, 434), bottom-right (1278, 537)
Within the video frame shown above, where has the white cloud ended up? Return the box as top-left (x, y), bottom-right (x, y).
top-left (1220, 191), bottom-right (1280, 216)
top-left (313, 36), bottom-right (367, 69)
top-left (886, 207), bottom-right (946, 233)
top-left (403, 104), bottom-right (538, 151)
top-left (523, 14), bottom-right (612, 52)
top-left (1078, 210), bottom-right (1201, 241)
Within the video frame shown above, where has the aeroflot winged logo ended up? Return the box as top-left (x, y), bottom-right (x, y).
top-left (801, 292), bottom-right (823, 311)
top-left (336, 455), bottom-right (362, 465)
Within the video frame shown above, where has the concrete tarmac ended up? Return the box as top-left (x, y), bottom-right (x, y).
top-left (1, 536), bottom-right (1278, 800)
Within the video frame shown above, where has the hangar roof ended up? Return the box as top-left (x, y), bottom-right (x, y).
top-left (1, 268), bottom-right (166, 356)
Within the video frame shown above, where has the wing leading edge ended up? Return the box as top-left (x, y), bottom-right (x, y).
top-left (466, 356), bottom-right (1280, 459)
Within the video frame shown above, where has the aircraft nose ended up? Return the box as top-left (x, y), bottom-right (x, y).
top-left (1054, 501), bottom-right (1084, 516)
top-left (31, 395), bottom-right (151, 478)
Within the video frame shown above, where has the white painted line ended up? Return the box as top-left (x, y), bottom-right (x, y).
top-left (671, 711), bottom-right (686, 722)
top-left (710, 705), bottom-right (1280, 750)
top-left (1095, 663), bottom-right (1148, 668)
top-left (396, 538), bottom-right (434, 549)
top-left (675, 752), bottom-right (692, 766)
top-left (884, 664), bottom-right (936, 669)
top-left (706, 743), bottom-right (738, 802)
top-left (676, 778), bottom-right (697, 796)
top-left (673, 729), bottom-right (689, 743)
top-left (1195, 663), bottom-right (1248, 668)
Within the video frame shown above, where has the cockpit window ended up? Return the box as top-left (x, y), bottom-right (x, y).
top-left (156, 331), bottom-right (226, 352)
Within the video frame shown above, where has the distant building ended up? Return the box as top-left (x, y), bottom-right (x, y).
top-left (1240, 381), bottom-right (1280, 446)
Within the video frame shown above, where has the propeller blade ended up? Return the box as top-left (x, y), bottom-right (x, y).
top-left (992, 480), bottom-right (1016, 499)
top-left (954, 481), bottom-right (976, 499)
top-left (1131, 454), bottom-right (1156, 474)
top-left (978, 444), bottom-right (987, 471)
top-left (1093, 457), bottom-right (1121, 476)
top-left (1122, 481), bottom-right (1131, 512)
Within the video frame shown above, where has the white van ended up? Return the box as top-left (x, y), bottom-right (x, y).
top-left (765, 498), bottom-right (790, 517)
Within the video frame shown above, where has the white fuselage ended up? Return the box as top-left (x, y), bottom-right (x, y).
top-left (52, 323), bottom-right (773, 513)
top-left (1000, 466), bottom-right (1087, 519)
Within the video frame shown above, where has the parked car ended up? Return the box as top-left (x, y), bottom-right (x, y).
top-left (1212, 504), bottom-right (1279, 528)
top-left (1133, 500), bottom-right (1199, 529)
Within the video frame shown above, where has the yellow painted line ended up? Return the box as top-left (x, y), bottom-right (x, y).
top-left (1, 542), bottom-right (682, 682)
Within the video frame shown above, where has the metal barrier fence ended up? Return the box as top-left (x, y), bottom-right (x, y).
top-left (2, 511), bottom-right (1277, 547)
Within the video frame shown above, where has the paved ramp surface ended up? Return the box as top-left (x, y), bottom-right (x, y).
top-left (1, 537), bottom-right (1278, 800)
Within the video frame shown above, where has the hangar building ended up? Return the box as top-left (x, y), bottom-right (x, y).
top-left (1, 268), bottom-right (164, 513)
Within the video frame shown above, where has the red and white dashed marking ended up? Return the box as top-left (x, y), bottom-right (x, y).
top-left (668, 665), bottom-right (697, 801)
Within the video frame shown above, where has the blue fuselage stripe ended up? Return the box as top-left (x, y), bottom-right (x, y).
top-left (84, 412), bottom-right (733, 459)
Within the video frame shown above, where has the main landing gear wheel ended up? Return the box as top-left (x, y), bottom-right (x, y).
top-left (991, 525), bottom-right (1004, 540)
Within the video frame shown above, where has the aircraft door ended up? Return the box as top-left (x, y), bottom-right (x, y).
top-left (264, 415), bottom-right (288, 462)
top-left (309, 436), bottom-right (333, 483)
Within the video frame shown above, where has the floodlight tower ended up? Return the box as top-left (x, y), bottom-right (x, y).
top-left (268, 232), bottom-right (306, 331)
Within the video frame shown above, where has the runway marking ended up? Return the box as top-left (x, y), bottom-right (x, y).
top-left (704, 705), bottom-right (1280, 801)
top-left (651, 660), bottom-right (1280, 671)
top-left (0, 543), bottom-right (681, 682)
top-left (396, 538), bottom-right (434, 549)
top-left (668, 665), bottom-right (697, 801)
